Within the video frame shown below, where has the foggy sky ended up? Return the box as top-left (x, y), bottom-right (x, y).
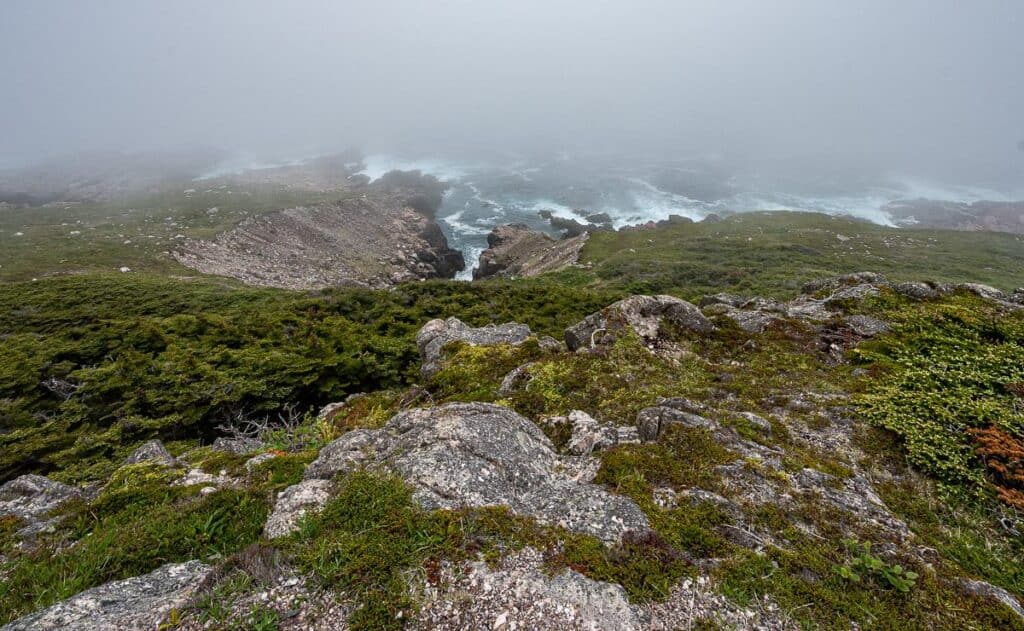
top-left (1, 0), bottom-right (1022, 185)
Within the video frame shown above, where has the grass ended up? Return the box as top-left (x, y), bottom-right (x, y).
top-left (575, 211), bottom-right (1024, 298)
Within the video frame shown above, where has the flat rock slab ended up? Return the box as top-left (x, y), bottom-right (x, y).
top-left (1, 561), bottom-right (213, 631)
top-left (270, 402), bottom-right (649, 543)
top-left (0, 474), bottom-right (82, 538)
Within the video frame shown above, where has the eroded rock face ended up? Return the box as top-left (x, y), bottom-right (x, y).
top-left (474, 224), bottom-right (589, 280)
top-left (2, 561), bottom-right (213, 630)
top-left (565, 295), bottom-right (714, 352)
top-left (174, 184), bottom-right (464, 290)
top-left (417, 317), bottom-right (532, 379)
top-left (268, 403), bottom-right (649, 543)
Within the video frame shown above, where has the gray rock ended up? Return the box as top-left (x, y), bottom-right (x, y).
top-left (961, 579), bottom-right (1024, 621)
top-left (0, 474), bottom-right (82, 539)
top-left (211, 436), bottom-right (265, 455)
top-left (263, 479), bottom-right (334, 539)
top-left (123, 439), bottom-right (176, 467)
top-left (841, 315), bottom-right (891, 338)
top-left (1011, 288), bottom-right (1024, 305)
top-left (736, 412), bottom-right (772, 434)
top-left (562, 410), bottom-right (620, 456)
top-left (283, 402), bottom-right (649, 543)
top-left (497, 363), bottom-right (536, 397)
top-left (957, 282), bottom-right (1006, 302)
top-left (803, 272), bottom-right (888, 294)
top-left (1, 561), bottom-right (213, 630)
top-left (414, 547), bottom-right (642, 630)
top-left (565, 295), bottom-right (714, 352)
top-left (699, 293), bottom-right (748, 308)
top-left (244, 452), bottom-right (278, 472)
top-left (417, 317), bottom-right (532, 379)
top-left (893, 281), bottom-right (939, 300)
top-left (722, 308), bottom-right (782, 333)
top-left (637, 403), bottom-right (718, 442)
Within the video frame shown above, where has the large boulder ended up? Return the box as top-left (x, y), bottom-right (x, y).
top-left (565, 295), bottom-right (714, 352)
top-left (1, 561), bottom-right (213, 630)
top-left (267, 403), bottom-right (649, 543)
top-left (416, 317), bottom-right (532, 379)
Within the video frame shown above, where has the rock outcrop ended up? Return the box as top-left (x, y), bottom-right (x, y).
top-left (124, 439), bottom-right (177, 467)
top-left (266, 402), bottom-right (650, 543)
top-left (1, 561), bottom-right (213, 630)
top-left (174, 176), bottom-right (464, 289)
top-left (473, 224), bottom-right (589, 280)
top-left (416, 317), bottom-right (533, 378)
top-left (0, 474), bottom-right (82, 540)
top-left (565, 295), bottom-right (714, 352)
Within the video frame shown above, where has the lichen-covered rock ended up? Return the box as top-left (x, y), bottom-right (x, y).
top-left (637, 399), bottom-right (716, 442)
top-left (560, 410), bottom-right (620, 456)
top-left (263, 479), bottom-right (334, 539)
top-left (0, 474), bottom-right (81, 539)
top-left (272, 402), bottom-right (649, 543)
top-left (417, 317), bottom-right (532, 378)
top-left (803, 272), bottom-right (889, 294)
top-left (1, 561), bottom-right (213, 630)
top-left (211, 436), bottom-right (264, 455)
top-left (894, 281), bottom-right (940, 300)
top-left (123, 439), bottom-right (176, 467)
top-left (960, 579), bottom-right (1024, 621)
top-left (565, 295), bottom-right (714, 352)
top-left (414, 547), bottom-right (642, 630)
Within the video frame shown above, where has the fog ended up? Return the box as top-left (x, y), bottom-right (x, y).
top-left (1, 0), bottom-right (1022, 188)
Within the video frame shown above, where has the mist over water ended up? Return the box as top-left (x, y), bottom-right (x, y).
top-left (1, 0), bottom-right (1022, 267)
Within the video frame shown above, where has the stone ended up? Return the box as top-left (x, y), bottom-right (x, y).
top-left (414, 547), bottom-right (641, 630)
top-left (0, 474), bottom-right (82, 539)
top-left (263, 479), bottom-right (334, 539)
top-left (957, 282), bottom-right (1006, 302)
top-left (893, 281), bottom-right (939, 300)
top-left (497, 362), bottom-right (536, 397)
top-left (960, 579), bottom-right (1024, 621)
top-left (841, 315), bottom-right (891, 338)
top-left (637, 402), bottom-right (718, 442)
top-left (803, 272), bottom-right (888, 294)
top-left (564, 295), bottom-right (714, 352)
top-left (562, 410), bottom-right (619, 456)
top-left (278, 403), bottom-right (649, 543)
top-left (123, 439), bottom-right (176, 467)
top-left (211, 436), bottom-right (265, 455)
top-left (417, 317), bottom-right (532, 379)
top-left (699, 293), bottom-right (748, 308)
top-left (1, 561), bottom-right (213, 630)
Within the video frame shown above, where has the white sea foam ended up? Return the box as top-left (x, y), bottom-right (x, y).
top-left (441, 209), bottom-right (493, 236)
top-left (359, 154), bottom-right (473, 182)
top-left (456, 245), bottom-right (485, 281)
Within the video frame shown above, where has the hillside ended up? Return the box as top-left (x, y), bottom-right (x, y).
top-left (1, 216), bottom-right (1024, 629)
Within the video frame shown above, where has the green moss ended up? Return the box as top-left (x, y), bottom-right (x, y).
top-left (428, 339), bottom-right (544, 403)
top-left (508, 333), bottom-right (712, 422)
top-left (856, 294), bottom-right (1024, 496)
top-left (0, 488), bottom-right (267, 624)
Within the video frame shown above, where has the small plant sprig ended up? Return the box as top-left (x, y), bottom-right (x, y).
top-left (835, 539), bottom-right (919, 593)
